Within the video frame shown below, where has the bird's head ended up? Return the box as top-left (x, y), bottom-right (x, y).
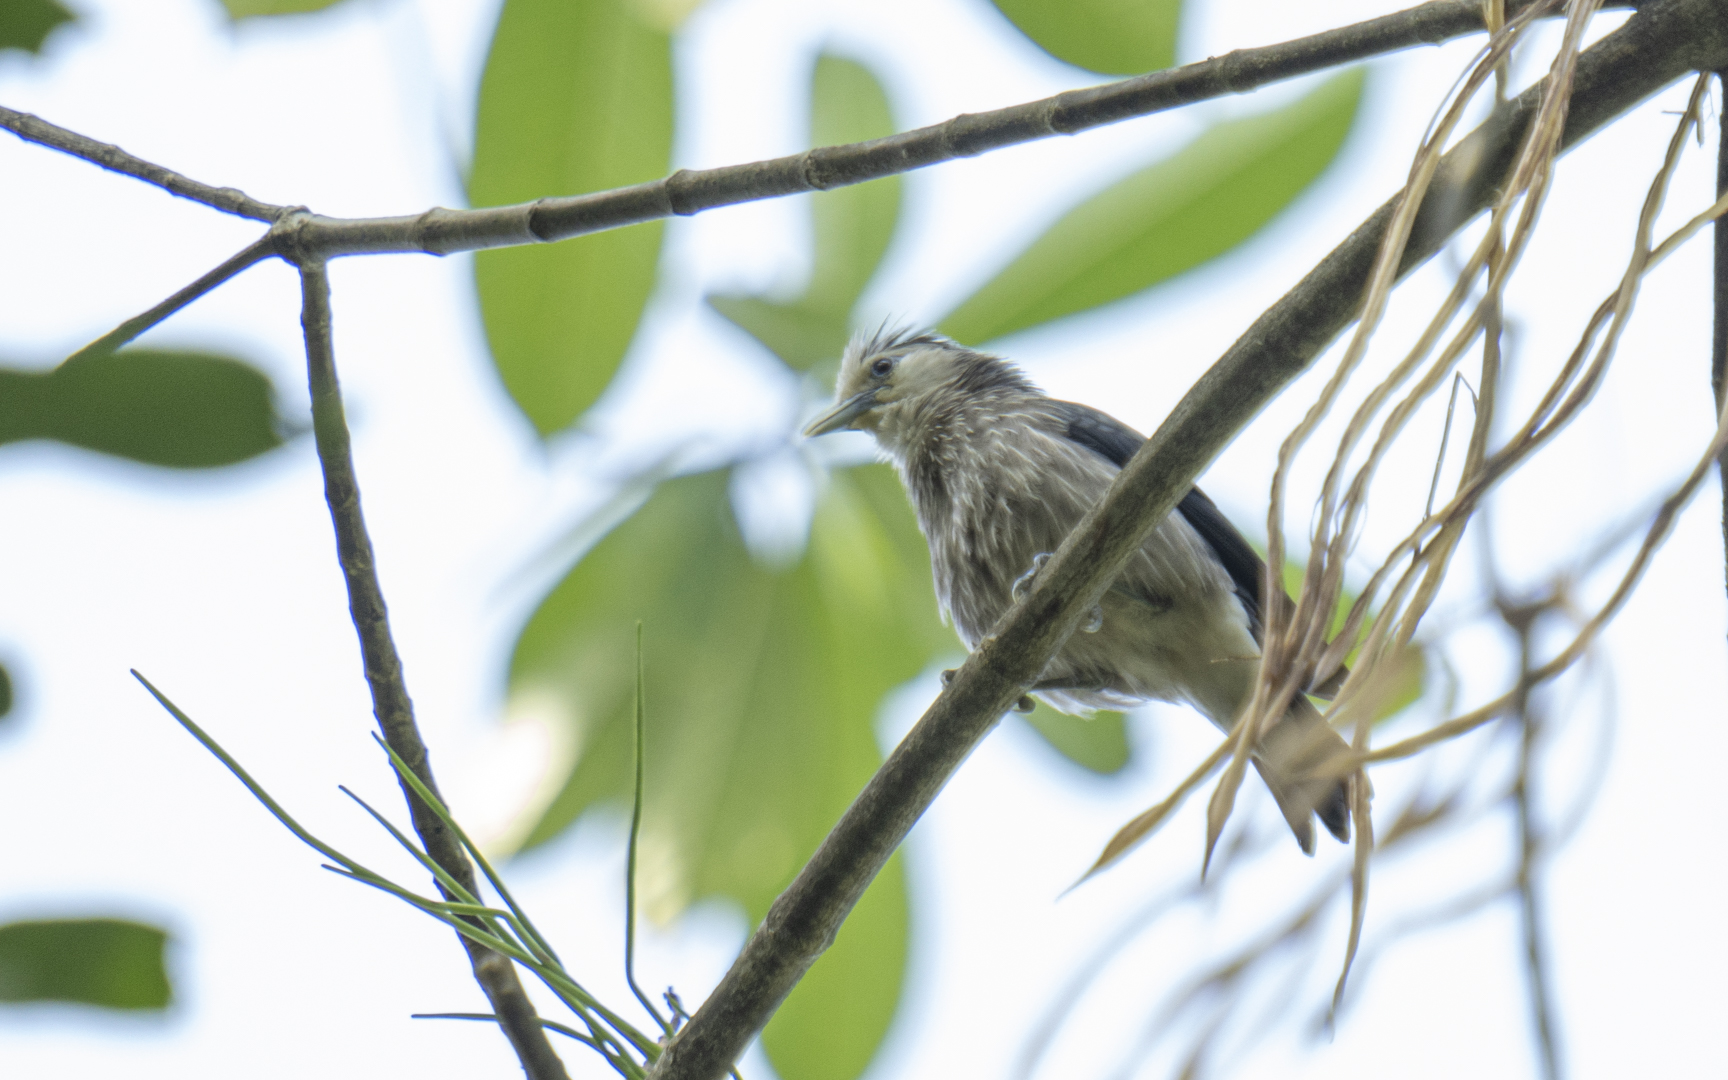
top-left (802, 327), bottom-right (1029, 451)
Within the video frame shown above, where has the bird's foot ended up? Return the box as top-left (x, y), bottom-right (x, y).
top-left (1011, 552), bottom-right (1053, 603)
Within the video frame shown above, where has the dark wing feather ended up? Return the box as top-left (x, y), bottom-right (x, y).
top-left (1055, 400), bottom-right (1270, 643)
top-left (1173, 486), bottom-right (1270, 644)
top-left (1060, 400), bottom-right (1145, 470)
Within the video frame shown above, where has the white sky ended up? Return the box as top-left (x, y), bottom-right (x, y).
top-left (0, 1), bottom-right (1724, 1079)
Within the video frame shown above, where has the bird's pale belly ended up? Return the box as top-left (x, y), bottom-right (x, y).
top-left (940, 544), bottom-right (1263, 726)
top-left (1030, 587), bottom-right (1264, 725)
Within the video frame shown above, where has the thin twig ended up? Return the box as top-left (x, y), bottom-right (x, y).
top-left (2, 2), bottom-right (1627, 262)
top-left (1230, 0), bottom-right (1594, 868)
top-left (1304, 69), bottom-right (1719, 765)
top-left (1315, 0), bottom-right (1586, 1016)
top-left (1366, 331), bottom-right (1728, 766)
top-left (1110, 871), bottom-right (1346, 1080)
top-left (366, 735), bottom-right (661, 1066)
top-left (414, 1014), bottom-right (605, 1052)
top-left (63, 235), bottom-right (278, 360)
top-left (645, 5), bottom-right (1728, 1077)
top-left (1501, 601), bottom-right (1564, 1080)
top-left (1077, 735), bottom-right (1234, 882)
top-left (0, 105), bottom-right (288, 222)
top-left (1014, 830), bottom-right (1265, 1080)
top-left (296, 262), bottom-right (570, 1080)
top-left (136, 675), bottom-right (646, 1066)
top-left (626, 623), bottom-right (672, 1034)
top-left (1425, 374), bottom-right (1478, 520)
top-left (1714, 69), bottom-right (1728, 607)
top-left (1276, 0), bottom-right (1587, 748)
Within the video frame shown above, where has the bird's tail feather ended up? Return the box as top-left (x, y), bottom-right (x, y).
top-left (1252, 696), bottom-right (1354, 855)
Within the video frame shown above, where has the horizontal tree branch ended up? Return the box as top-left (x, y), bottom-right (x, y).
top-left (21, 0), bottom-right (1620, 368)
top-left (5, 0), bottom-right (1620, 265)
top-left (645, 1), bottom-right (1728, 1077)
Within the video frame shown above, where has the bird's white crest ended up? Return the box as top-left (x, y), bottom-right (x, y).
top-left (813, 328), bottom-right (1031, 455)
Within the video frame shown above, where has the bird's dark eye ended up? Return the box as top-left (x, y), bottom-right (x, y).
top-left (870, 357), bottom-right (894, 378)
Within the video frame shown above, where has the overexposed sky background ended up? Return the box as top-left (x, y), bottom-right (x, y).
top-left (1, 1), bottom-right (1724, 1078)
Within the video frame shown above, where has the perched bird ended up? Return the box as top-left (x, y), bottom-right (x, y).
top-left (803, 327), bottom-right (1352, 853)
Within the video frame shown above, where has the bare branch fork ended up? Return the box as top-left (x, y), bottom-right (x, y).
top-left (2, 1), bottom-right (1720, 1080)
top-left (3, 0), bottom-right (1619, 274)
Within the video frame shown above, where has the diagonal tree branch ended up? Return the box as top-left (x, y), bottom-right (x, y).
top-left (645, 1), bottom-right (1728, 1077)
top-left (5, 1), bottom-right (1623, 264)
top-left (64, 235), bottom-right (278, 361)
top-left (0, 106), bottom-right (288, 222)
top-left (296, 262), bottom-right (570, 1080)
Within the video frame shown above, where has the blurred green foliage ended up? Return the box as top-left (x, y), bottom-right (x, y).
top-left (0, 350), bottom-right (282, 468)
top-left (709, 55), bottom-right (903, 370)
top-left (940, 69), bottom-right (1365, 343)
top-left (490, 10), bottom-right (1370, 1071)
top-left (990, 0), bottom-right (1183, 75)
top-left (0, 0), bottom-right (73, 54)
top-left (1022, 703), bottom-right (1130, 774)
top-left (4, 0), bottom-right (1386, 1072)
top-left (0, 918), bottom-right (171, 1010)
top-left (470, 0), bottom-right (675, 437)
top-left (511, 464), bottom-right (943, 1077)
top-left (219, 0), bottom-right (346, 17)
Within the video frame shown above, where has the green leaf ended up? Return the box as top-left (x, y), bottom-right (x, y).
top-left (0, 0), bottom-right (73, 54)
top-left (707, 54), bottom-right (901, 371)
top-left (938, 69), bottom-right (1366, 345)
top-left (0, 919), bottom-right (172, 1010)
top-left (0, 350), bottom-right (283, 468)
top-left (0, 661), bottom-right (13, 723)
top-left (510, 464), bottom-right (947, 1079)
top-left (990, 0), bottom-right (1181, 75)
top-left (763, 852), bottom-right (906, 1080)
top-left (470, 0), bottom-right (674, 436)
top-left (218, 0), bottom-right (346, 17)
top-left (1017, 703), bottom-right (1129, 774)
top-left (707, 294), bottom-right (850, 372)
top-left (804, 55), bottom-right (901, 323)
top-left (1363, 642), bottom-right (1424, 720)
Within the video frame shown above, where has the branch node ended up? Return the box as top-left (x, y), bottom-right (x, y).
top-left (269, 208), bottom-right (320, 267)
top-left (416, 206), bottom-right (472, 255)
top-left (795, 150), bottom-right (828, 192)
top-left (665, 169), bottom-right (702, 214)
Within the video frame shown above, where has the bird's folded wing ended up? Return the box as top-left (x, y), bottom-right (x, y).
top-left (1054, 398), bottom-right (1348, 697)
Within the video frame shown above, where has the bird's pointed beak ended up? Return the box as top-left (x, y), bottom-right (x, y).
top-left (802, 389), bottom-right (878, 437)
